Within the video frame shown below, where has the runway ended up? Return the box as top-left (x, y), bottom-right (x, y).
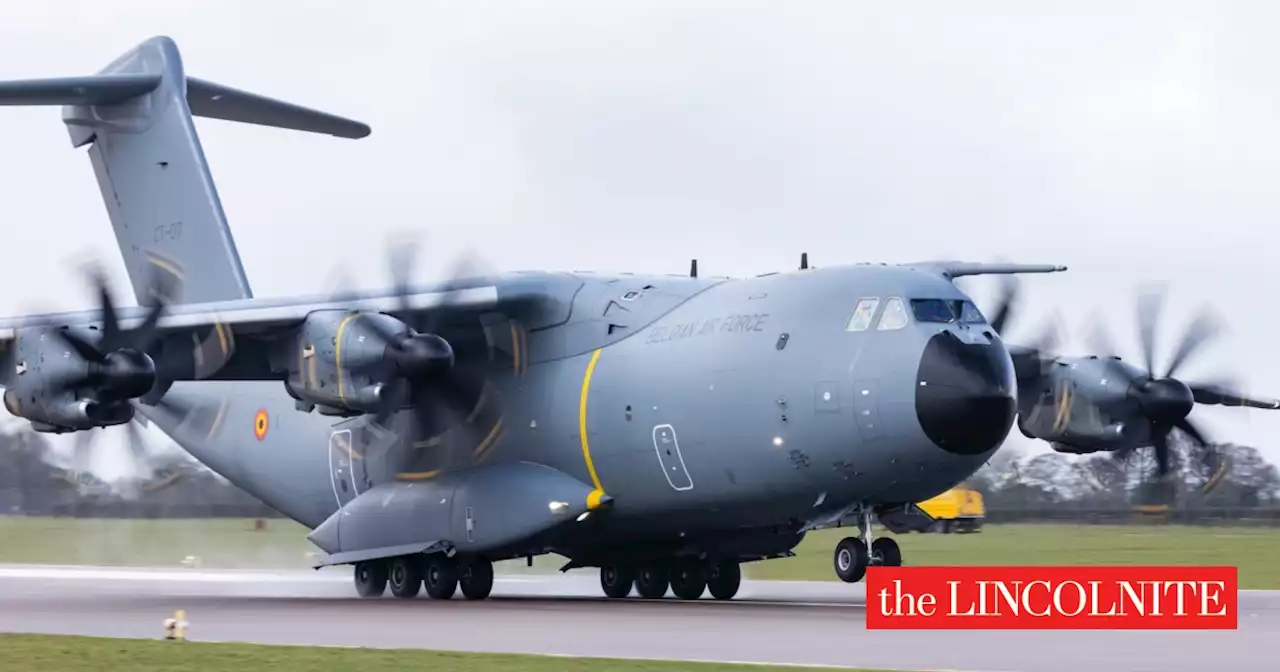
top-left (0, 565), bottom-right (1273, 672)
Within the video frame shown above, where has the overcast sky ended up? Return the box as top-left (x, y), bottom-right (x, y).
top-left (2, 1), bottom-right (1279, 477)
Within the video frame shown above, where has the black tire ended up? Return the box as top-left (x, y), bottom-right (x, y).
top-left (634, 564), bottom-right (669, 599)
top-left (459, 559), bottom-right (494, 600)
top-left (706, 560), bottom-right (741, 600)
top-left (423, 555), bottom-right (459, 600)
top-left (600, 564), bottom-right (635, 599)
top-left (872, 537), bottom-right (902, 567)
top-left (353, 560), bottom-right (388, 598)
top-left (388, 556), bottom-right (423, 599)
top-left (669, 559), bottom-right (706, 601)
top-left (833, 537), bottom-right (868, 583)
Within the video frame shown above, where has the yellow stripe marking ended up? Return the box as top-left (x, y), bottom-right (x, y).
top-left (510, 322), bottom-right (521, 373)
top-left (587, 488), bottom-right (607, 510)
top-left (578, 348), bottom-right (605, 497)
top-left (477, 428), bottom-right (505, 462)
top-left (397, 470), bottom-right (440, 481)
top-left (1052, 381), bottom-right (1071, 435)
top-left (473, 417), bottom-right (505, 458)
top-left (334, 314), bottom-right (359, 402)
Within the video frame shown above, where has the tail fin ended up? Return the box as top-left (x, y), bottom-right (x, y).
top-left (0, 36), bottom-right (370, 305)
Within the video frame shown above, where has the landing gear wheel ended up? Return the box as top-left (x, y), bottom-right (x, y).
top-left (705, 560), bottom-right (741, 600)
top-left (459, 559), bottom-right (494, 600)
top-left (353, 560), bottom-right (388, 598)
top-left (387, 556), bottom-right (423, 598)
top-left (423, 555), bottom-right (459, 600)
top-left (833, 537), bottom-right (869, 583)
top-left (600, 564), bottom-right (635, 599)
top-left (669, 559), bottom-right (707, 600)
top-left (872, 537), bottom-right (902, 567)
top-left (634, 564), bottom-right (670, 599)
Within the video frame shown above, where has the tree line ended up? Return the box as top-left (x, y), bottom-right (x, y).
top-left (2, 423), bottom-right (1278, 521)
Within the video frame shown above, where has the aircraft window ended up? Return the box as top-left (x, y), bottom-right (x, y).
top-left (958, 301), bottom-right (986, 324)
top-left (910, 299), bottom-right (955, 323)
top-left (844, 298), bottom-right (880, 332)
top-left (877, 297), bottom-right (909, 330)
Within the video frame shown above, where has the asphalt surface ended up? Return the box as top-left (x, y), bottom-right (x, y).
top-left (0, 564), bottom-right (1273, 671)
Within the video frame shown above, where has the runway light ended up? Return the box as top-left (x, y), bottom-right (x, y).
top-left (576, 512), bottom-right (591, 522)
top-left (163, 610), bottom-right (188, 641)
top-left (548, 501), bottom-right (569, 514)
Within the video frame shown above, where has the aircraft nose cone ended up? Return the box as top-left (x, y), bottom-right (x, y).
top-left (914, 331), bottom-right (1016, 456)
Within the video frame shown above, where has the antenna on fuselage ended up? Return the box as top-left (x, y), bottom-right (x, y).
top-left (800, 252), bottom-right (809, 270)
top-left (690, 259), bottom-right (698, 278)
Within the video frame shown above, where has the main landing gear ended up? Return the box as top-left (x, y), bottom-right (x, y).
top-left (598, 557), bottom-right (743, 600)
top-left (353, 553), bottom-right (495, 600)
top-left (833, 510), bottom-right (901, 583)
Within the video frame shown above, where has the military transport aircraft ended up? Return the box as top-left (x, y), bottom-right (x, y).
top-left (1, 36), bottom-right (1275, 602)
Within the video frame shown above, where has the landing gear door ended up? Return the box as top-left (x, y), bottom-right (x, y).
top-left (652, 424), bottom-right (693, 491)
top-left (852, 379), bottom-right (883, 440)
top-left (328, 429), bottom-right (361, 508)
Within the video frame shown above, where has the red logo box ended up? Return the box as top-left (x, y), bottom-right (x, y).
top-left (865, 566), bottom-right (1237, 629)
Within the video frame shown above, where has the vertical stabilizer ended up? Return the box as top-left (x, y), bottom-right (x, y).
top-left (0, 36), bottom-right (370, 305)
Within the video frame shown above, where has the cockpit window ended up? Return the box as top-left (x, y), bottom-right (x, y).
top-left (877, 297), bottom-right (909, 330)
top-left (845, 298), bottom-right (879, 332)
top-left (958, 301), bottom-right (986, 324)
top-left (909, 299), bottom-right (986, 324)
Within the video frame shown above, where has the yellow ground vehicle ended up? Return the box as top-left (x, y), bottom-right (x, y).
top-left (916, 485), bottom-right (985, 533)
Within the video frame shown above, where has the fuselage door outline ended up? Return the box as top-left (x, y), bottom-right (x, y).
top-left (651, 423), bottom-right (693, 491)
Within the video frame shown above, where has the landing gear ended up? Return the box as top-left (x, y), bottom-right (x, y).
top-left (459, 558), bottom-right (494, 600)
top-left (388, 556), bottom-right (423, 598)
top-left (634, 563), bottom-right (669, 599)
top-left (353, 560), bottom-right (388, 598)
top-left (834, 537), bottom-right (869, 583)
top-left (597, 558), bottom-right (742, 600)
top-left (422, 554), bottom-right (459, 600)
top-left (600, 564), bottom-right (635, 598)
top-left (705, 560), bottom-right (741, 600)
top-left (833, 509), bottom-right (903, 583)
top-left (872, 537), bottom-right (902, 567)
top-left (669, 558), bottom-right (706, 600)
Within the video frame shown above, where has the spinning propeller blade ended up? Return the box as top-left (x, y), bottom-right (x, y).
top-left (1086, 286), bottom-right (1278, 482)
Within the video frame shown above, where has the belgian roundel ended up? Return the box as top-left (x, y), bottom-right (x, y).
top-left (254, 409), bottom-right (269, 440)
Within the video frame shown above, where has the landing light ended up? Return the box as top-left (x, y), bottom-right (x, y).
top-left (576, 512), bottom-right (591, 522)
top-left (772, 436), bottom-right (784, 447)
top-left (549, 501), bottom-right (569, 514)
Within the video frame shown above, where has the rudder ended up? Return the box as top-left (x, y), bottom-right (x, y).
top-left (0, 36), bottom-right (370, 305)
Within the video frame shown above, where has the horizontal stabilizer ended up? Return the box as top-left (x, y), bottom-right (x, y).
top-left (905, 261), bottom-right (1068, 278)
top-left (0, 74), bottom-right (161, 106)
top-left (187, 77), bottom-right (369, 139)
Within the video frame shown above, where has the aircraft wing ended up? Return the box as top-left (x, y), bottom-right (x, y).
top-left (0, 272), bottom-right (577, 382)
top-left (900, 261), bottom-right (1068, 278)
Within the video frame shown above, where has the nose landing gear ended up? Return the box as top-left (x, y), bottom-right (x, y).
top-left (833, 509), bottom-right (901, 583)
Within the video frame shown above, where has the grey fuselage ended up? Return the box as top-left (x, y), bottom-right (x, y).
top-left (138, 262), bottom-right (1016, 564)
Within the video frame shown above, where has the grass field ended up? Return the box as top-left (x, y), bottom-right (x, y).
top-left (2, 516), bottom-right (1278, 588)
top-left (0, 634), bottom-right (889, 671)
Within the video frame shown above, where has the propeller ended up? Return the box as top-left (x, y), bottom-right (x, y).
top-left (1086, 286), bottom-right (1279, 481)
top-left (28, 265), bottom-right (197, 481)
top-left (984, 274), bottom-right (1065, 384)
top-left (336, 241), bottom-right (502, 460)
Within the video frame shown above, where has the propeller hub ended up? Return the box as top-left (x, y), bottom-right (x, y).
top-left (1138, 377), bottom-right (1195, 422)
top-left (390, 333), bottom-right (455, 378)
top-left (95, 349), bottom-right (158, 400)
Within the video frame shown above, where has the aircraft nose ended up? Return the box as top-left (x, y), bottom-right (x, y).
top-left (914, 331), bottom-right (1017, 456)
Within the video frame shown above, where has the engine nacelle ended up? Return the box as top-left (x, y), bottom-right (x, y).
top-left (3, 389), bottom-right (133, 432)
top-left (1016, 361), bottom-right (1130, 454)
top-left (280, 310), bottom-right (448, 417)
